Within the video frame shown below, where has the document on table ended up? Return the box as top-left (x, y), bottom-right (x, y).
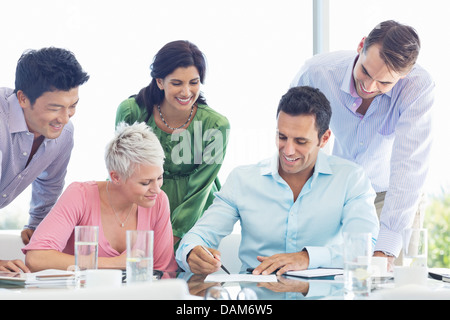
top-left (205, 273), bottom-right (277, 283)
top-left (25, 269), bottom-right (76, 286)
top-left (285, 268), bottom-right (343, 278)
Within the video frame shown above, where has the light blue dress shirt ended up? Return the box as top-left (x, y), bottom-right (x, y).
top-left (291, 51), bottom-right (434, 256)
top-left (0, 87), bottom-right (74, 229)
top-left (176, 151), bottom-right (379, 272)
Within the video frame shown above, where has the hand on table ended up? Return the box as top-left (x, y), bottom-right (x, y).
top-left (0, 259), bottom-right (30, 273)
top-left (251, 251), bottom-right (309, 276)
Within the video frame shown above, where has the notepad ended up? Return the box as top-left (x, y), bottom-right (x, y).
top-left (205, 273), bottom-right (277, 283)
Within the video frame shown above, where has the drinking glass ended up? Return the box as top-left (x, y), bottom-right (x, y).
top-left (74, 226), bottom-right (99, 272)
top-left (343, 232), bottom-right (372, 299)
top-left (402, 228), bottom-right (427, 267)
top-left (126, 230), bottom-right (153, 284)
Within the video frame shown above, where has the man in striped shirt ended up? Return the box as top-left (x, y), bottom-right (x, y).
top-left (291, 20), bottom-right (434, 270)
top-left (0, 48), bottom-right (89, 272)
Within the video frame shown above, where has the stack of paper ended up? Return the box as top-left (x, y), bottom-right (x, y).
top-left (25, 269), bottom-right (76, 287)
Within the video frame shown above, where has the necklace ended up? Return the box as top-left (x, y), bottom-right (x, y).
top-left (106, 182), bottom-right (134, 228)
top-left (157, 104), bottom-right (194, 130)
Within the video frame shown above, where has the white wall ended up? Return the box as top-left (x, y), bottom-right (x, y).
top-left (0, 0), bottom-right (313, 225)
top-left (1, 0), bottom-right (449, 227)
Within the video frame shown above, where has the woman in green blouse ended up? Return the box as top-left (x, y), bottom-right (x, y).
top-left (115, 40), bottom-right (229, 247)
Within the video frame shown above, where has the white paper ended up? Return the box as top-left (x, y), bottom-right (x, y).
top-left (285, 268), bottom-right (343, 278)
top-left (205, 273), bottom-right (277, 283)
top-left (25, 269), bottom-right (75, 286)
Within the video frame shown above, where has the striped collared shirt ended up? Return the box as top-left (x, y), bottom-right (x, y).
top-left (291, 51), bottom-right (435, 256)
top-left (0, 87), bottom-right (74, 229)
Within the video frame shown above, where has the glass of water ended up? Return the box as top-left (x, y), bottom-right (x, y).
top-left (402, 228), bottom-right (427, 267)
top-left (343, 232), bottom-right (372, 300)
top-left (74, 226), bottom-right (99, 282)
top-left (126, 230), bottom-right (153, 284)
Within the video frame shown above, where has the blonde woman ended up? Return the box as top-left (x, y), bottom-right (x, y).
top-left (24, 122), bottom-right (178, 272)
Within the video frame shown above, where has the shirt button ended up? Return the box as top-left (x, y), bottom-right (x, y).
top-left (23, 152), bottom-right (28, 156)
top-left (2, 194), bottom-right (7, 198)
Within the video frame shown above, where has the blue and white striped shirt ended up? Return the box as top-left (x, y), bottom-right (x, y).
top-left (0, 87), bottom-right (74, 229)
top-left (291, 51), bottom-right (435, 256)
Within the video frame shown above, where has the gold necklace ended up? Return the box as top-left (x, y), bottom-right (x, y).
top-left (106, 182), bottom-right (134, 228)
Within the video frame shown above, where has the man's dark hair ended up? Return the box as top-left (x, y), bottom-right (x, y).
top-left (277, 86), bottom-right (331, 139)
top-left (363, 20), bottom-right (420, 74)
top-left (14, 47), bottom-right (89, 104)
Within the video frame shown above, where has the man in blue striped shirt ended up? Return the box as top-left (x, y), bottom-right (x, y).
top-left (291, 20), bottom-right (434, 269)
top-left (0, 48), bottom-right (89, 272)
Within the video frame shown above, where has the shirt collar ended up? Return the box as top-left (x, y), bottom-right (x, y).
top-left (8, 93), bottom-right (29, 134)
top-left (7, 92), bottom-right (53, 146)
top-left (340, 55), bottom-right (358, 95)
top-left (261, 150), bottom-right (333, 180)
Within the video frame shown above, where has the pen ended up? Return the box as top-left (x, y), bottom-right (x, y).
top-left (200, 245), bottom-right (231, 274)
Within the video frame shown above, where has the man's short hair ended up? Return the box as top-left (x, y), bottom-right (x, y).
top-left (277, 86), bottom-right (331, 139)
top-left (363, 20), bottom-right (420, 74)
top-left (14, 47), bottom-right (89, 104)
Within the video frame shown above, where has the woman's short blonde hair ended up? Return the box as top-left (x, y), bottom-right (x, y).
top-left (105, 122), bottom-right (165, 180)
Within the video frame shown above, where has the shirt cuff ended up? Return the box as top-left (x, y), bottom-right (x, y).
top-left (175, 243), bottom-right (197, 272)
top-left (25, 216), bottom-right (42, 230)
top-left (303, 246), bottom-right (331, 269)
top-left (374, 228), bottom-right (403, 257)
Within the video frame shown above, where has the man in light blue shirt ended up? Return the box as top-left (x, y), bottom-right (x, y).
top-left (290, 20), bottom-right (434, 266)
top-left (176, 86), bottom-right (379, 275)
top-left (0, 48), bottom-right (89, 272)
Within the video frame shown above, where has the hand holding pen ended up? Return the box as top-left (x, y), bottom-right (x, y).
top-left (200, 245), bottom-right (230, 274)
top-left (187, 245), bottom-right (231, 275)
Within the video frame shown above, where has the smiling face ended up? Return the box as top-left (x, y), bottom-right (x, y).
top-left (353, 39), bottom-right (405, 100)
top-left (17, 88), bottom-right (79, 140)
top-left (156, 66), bottom-right (201, 112)
top-left (276, 111), bottom-right (330, 179)
top-left (118, 164), bottom-right (164, 208)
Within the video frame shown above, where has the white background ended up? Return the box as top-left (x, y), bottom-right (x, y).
top-left (1, 0), bottom-right (449, 226)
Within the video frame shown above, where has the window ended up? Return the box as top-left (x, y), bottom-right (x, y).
top-left (0, 0), bottom-right (312, 228)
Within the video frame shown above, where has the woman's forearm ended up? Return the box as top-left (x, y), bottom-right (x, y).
top-left (26, 250), bottom-right (127, 272)
top-left (25, 249), bottom-right (75, 272)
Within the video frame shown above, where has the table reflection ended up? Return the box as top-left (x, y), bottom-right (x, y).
top-left (164, 271), bottom-right (345, 300)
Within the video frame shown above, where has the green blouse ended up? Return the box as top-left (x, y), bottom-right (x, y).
top-left (115, 98), bottom-right (230, 240)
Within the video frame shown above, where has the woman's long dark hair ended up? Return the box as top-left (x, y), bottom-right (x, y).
top-left (135, 40), bottom-right (207, 118)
